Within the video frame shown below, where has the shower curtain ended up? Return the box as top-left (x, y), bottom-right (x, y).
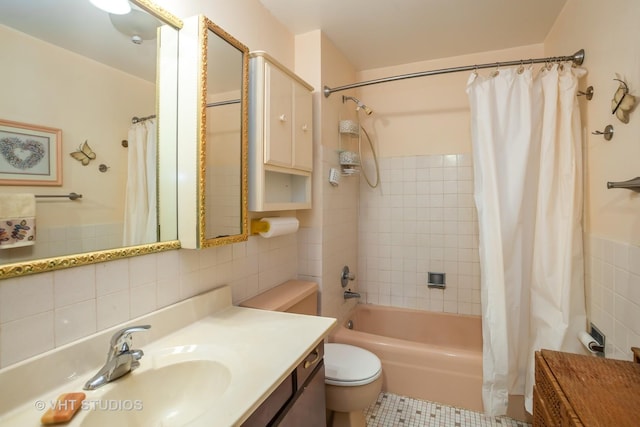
top-left (466, 64), bottom-right (587, 415)
top-left (123, 120), bottom-right (157, 246)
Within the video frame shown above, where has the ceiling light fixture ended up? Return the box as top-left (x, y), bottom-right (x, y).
top-left (89, 0), bottom-right (131, 15)
top-left (109, 10), bottom-right (160, 45)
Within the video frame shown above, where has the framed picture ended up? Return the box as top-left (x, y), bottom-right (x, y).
top-left (0, 119), bottom-right (62, 186)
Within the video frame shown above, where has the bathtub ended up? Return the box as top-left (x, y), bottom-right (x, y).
top-left (330, 304), bottom-right (484, 412)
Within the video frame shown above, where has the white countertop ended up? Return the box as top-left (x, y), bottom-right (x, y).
top-left (0, 285), bottom-right (336, 426)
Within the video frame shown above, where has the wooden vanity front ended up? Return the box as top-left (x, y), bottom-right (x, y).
top-left (533, 349), bottom-right (640, 426)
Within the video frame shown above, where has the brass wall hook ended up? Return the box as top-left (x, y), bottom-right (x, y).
top-left (592, 124), bottom-right (614, 141)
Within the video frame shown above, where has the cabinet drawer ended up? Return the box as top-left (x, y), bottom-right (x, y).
top-left (297, 343), bottom-right (324, 389)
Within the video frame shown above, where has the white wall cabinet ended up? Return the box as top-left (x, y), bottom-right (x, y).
top-left (249, 51), bottom-right (313, 211)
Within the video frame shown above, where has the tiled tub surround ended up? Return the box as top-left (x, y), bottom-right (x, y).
top-left (0, 233), bottom-right (298, 368)
top-left (0, 285), bottom-right (336, 426)
top-left (356, 153), bottom-right (640, 363)
top-left (358, 154), bottom-right (481, 315)
top-left (586, 235), bottom-right (640, 361)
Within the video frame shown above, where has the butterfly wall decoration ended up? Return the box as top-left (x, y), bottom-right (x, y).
top-left (611, 77), bottom-right (636, 124)
top-left (69, 140), bottom-right (96, 166)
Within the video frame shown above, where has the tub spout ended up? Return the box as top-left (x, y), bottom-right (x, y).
top-left (344, 290), bottom-right (361, 300)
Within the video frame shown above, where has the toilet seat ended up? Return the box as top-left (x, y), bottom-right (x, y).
top-left (324, 343), bottom-right (382, 386)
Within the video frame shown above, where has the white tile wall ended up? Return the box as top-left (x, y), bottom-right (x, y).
top-left (0, 222), bottom-right (123, 264)
top-left (586, 235), bottom-right (640, 361)
top-left (0, 233), bottom-right (297, 368)
top-left (358, 153), bottom-right (481, 315)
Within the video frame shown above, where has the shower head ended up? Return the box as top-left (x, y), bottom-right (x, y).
top-left (342, 95), bottom-right (373, 115)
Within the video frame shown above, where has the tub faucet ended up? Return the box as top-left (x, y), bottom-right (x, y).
top-left (83, 325), bottom-right (151, 390)
top-left (344, 290), bottom-right (361, 300)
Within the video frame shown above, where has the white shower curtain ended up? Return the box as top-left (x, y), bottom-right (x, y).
top-left (466, 64), bottom-right (587, 415)
top-left (123, 120), bottom-right (157, 246)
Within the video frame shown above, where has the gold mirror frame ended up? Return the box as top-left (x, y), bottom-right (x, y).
top-left (0, 1), bottom-right (183, 279)
top-left (198, 16), bottom-right (249, 247)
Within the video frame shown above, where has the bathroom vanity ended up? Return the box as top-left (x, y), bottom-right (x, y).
top-left (242, 343), bottom-right (325, 426)
top-left (0, 285), bottom-right (336, 426)
top-left (533, 349), bottom-right (640, 426)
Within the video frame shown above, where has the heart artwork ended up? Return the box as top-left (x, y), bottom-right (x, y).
top-left (0, 136), bottom-right (45, 170)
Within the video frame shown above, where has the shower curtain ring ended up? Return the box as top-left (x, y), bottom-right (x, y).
top-left (490, 63), bottom-right (500, 77)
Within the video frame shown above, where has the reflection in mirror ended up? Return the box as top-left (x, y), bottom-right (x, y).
top-left (177, 15), bottom-right (248, 248)
top-left (0, 0), bottom-right (182, 278)
top-left (205, 25), bottom-right (245, 240)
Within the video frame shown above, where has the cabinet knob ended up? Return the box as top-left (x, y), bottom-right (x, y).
top-left (279, 114), bottom-right (287, 122)
top-left (302, 124), bottom-right (308, 132)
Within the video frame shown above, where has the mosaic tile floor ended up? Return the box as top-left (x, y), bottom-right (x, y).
top-left (365, 392), bottom-right (531, 427)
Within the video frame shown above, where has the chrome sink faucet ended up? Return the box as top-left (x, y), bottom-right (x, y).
top-left (83, 325), bottom-right (151, 390)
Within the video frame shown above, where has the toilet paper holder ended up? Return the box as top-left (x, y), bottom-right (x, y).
top-left (589, 323), bottom-right (605, 353)
top-left (579, 323), bottom-right (605, 356)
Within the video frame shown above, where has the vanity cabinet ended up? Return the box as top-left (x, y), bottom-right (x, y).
top-left (242, 343), bottom-right (326, 427)
top-left (248, 51), bottom-right (314, 211)
top-left (533, 349), bottom-right (640, 426)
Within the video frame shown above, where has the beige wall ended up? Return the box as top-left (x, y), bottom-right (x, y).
top-left (545, 0), bottom-right (640, 244)
top-left (158, 0), bottom-right (294, 69)
top-left (545, 0), bottom-right (640, 360)
top-left (3, 0), bottom-right (639, 369)
top-left (0, 0), bottom-right (301, 368)
top-left (295, 31), bottom-right (361, 321)
top-left (354, 44), bottom-right (544, 158)
top-left (0, 25), bottom-right (154, 228)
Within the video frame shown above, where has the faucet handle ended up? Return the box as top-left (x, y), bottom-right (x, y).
top-left (109, 325), bottom-right (151, 356)
top-left (341, 266), bottom-right (356, 287)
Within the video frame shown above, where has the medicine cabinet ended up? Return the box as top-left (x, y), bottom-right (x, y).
top-left (248, 51), bottom-right (313, 212)
top-left (177, 15), bottom-right (249, 248)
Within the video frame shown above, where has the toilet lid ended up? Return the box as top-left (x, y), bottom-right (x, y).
top-left (324, 343), bottom-right (382, 386)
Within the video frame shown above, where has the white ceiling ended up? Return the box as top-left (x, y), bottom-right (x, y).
top-left (259, 0), bottom-right (568, 71)
top-left (0, 0), bottom-right (160, 82)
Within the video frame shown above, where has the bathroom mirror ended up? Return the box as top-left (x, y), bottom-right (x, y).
top-left (0, 0), bottom-right (182, 278)
top-left (177, 15), bottom-right (249, 248)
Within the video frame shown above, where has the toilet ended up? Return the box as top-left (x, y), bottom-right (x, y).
top-left (240, 280), bottom-right (382, 427)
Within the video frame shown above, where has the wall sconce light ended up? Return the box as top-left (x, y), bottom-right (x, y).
top-left (89, 0), bottom-right (131, 15)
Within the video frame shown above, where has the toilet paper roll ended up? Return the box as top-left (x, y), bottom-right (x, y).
top-left (258, 217), bottom-right (299, 238)
top-left (578, 330), bottom-right (603, 354)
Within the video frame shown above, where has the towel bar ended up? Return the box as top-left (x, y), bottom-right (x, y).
top-left (34, 193), bottom-right (82, 200)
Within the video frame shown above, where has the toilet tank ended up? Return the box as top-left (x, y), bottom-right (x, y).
top-left (240, 280), bottom-right (319, 316)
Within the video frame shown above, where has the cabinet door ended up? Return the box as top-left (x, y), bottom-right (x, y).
top-left (292, 81), bottom-right (313, 171)
top-left (264, 62), bottom-right (293, 168)
top-left (277, 363), bottom-right (326, 427)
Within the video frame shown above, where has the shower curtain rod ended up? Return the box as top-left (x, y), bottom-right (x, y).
top-left (206, 99), bottom-right (241, 108)
top-left (131, 115), bottom-right (156, 124)
top-left (323, 49), bottom-right (585, 97)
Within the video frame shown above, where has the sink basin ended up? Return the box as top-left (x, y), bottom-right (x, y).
top-left (80, 346), bottom-right (232, 426)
